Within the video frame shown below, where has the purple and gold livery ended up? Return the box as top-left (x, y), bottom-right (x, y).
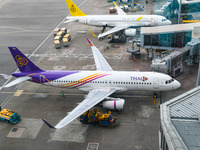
top-left (8, 44), bottom-right (180, 92)
top-left (5, 39), bottom-right (181, 129)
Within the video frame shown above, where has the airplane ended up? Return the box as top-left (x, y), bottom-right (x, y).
top-left (65, 0), bottom-right (172, 38)
top-left (3, 39), bottom-right (180, 129)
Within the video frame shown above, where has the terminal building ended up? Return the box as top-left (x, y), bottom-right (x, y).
top-left (160, 86), bottom-right (200, 150)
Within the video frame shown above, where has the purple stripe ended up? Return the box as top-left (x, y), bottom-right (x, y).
top-left (114, 100), bottom-right (116, 109)
top-left (12, 71), bottom-right (79, 83)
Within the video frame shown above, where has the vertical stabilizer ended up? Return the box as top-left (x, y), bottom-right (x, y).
top-left (66, 0), bottom-right (87, 16)
top-left (8, 47), bottom-right (43, 72)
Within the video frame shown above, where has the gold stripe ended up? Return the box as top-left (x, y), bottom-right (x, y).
top-left (136, 17), bottom-right (143, 21)
top-left (62, 73), bottom-right (101, 86)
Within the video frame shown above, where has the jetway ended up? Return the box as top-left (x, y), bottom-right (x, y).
top-left (140, 23), bottom-right (200, 50)
top-left (150, 38), bottom-right (200, 77)
top-left (154, 0), bottom-right (200, 20)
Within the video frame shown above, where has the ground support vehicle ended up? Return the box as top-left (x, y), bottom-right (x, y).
top-left (0, 107), bottom-right (20, 124)
top-left (79, 109), bottom-right (119, 127)
top-left (62, 34), bottom-right (71, 47)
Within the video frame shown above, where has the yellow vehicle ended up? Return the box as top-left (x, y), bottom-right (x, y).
top-left (54, 40), bottom-right (61, 49)
top-left (63, 34), bottom-right (71, 41)
top-left (62, 34), bottom-right (71, 47)
top-left (60, 27), bottom-right (67, 34)
top-left (54, 35), bottom-right (62, 42)
top-left (0, 107), bottom-right (20, 124)
top-left (56, 31), bottom-right (65, 38)
top-left (53, 28), bottom-right (60, 36)
top-left (79, 109), bottom-right (119, 127)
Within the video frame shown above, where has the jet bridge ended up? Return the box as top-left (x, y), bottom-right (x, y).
top-left (151, 38), bottom-right (200, 77)
top-left (140, 23), bottom-right (200, 50)
top-left (154, 0), bottom-right (200, 19)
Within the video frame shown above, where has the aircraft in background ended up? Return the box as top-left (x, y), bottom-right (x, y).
top-left (3, 39), bottom-right (180, 129)
top-left (65, 0), bottom-right (172, 38)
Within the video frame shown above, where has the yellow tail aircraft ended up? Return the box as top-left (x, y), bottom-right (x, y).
top-left (65, 0), bottom-right (172, 38)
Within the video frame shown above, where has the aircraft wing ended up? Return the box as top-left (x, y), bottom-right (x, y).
top-left (87, 39), bottom-right (113, 71)
top-left (113, 1), bottom-right (127, 15)
top-left (4, 76), bottom-right (32, 88)
top-left (98, 25), bottom-right (129, 38)
top-left (43, 88), bottom-right (116, 129)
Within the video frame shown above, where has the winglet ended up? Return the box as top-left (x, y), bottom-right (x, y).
top-left (113, 1), bottom-right (117, 7)
top-left (87, 38), bottom-right (93, 46)
top-left (42, 119), bottom-right (55, 129)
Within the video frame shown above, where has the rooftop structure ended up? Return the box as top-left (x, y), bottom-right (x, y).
top-left (160, 86), bottom-right (200, 150)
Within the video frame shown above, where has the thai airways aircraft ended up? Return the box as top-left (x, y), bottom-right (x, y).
top-left (4, 39), bottom-right (180, 129)
top-left (65, 0), bottom-right (172, 38)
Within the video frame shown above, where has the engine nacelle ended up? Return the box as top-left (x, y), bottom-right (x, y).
top-left (124, 29), bottom-right (136, 37)
top-left (103, 98), bottom-right (125, 110)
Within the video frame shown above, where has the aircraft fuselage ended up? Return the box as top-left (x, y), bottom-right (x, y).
top-left (67, 15), bottom-right (172, 27)
top-left (12, 70), bottom-right (180, 92)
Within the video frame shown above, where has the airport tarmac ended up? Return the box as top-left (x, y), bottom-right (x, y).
top-left (0, 0), bottom-right (198, 150)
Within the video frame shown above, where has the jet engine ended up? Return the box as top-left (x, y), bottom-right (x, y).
top-left (103, 98), bottom-right (125, 110)
top-left (124, 29), bottom-right (136, 37)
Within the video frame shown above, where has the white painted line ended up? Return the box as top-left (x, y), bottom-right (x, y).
top-left (1, 0), bottom-right (88, 106)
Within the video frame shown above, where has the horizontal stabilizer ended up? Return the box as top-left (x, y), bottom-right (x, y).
top-left (42, 119), bottom-right (55, 129)
top-left (4, 76), bottom-right (32, 88)
top-left (63, 19), bottom-right (79, 23)
top-left (0, 74), bottom-right (12, 80)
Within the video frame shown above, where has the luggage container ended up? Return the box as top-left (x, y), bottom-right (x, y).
top-left (63, 38), bottom-right (70, 47)
top-left (53, 28), bottom-right (60, 37)
top-left (63, 34), bottom-right (71, 41)
top-left (56, 31), bottom-right (65, 38)
top-left (62, 34), bottom-right (71, 47)
top-left (54, 40), bottom-right (61, 49)
top-left (54, 35), bottom-right (62, 42)
top-left (60, 27), bottom-right (67, 34)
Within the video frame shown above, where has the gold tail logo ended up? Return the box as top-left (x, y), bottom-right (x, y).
top-left (66, 0), bottom-right (87, 16)
top-left (70, 4), bottom-right (76, 13)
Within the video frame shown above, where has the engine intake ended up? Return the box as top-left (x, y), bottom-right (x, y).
top-left (103, 98), bottom-right (125, 110)
top-left (124, 29), bottom-right (136, 37)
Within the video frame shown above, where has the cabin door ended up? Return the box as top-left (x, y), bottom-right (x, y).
top-left (153, 77), bottom-right (159, 89)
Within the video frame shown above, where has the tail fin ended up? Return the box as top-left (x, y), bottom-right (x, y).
top-left (8, 47), bottom-right (43, 72)
top-left (66, 0), bottom-right (87, 16)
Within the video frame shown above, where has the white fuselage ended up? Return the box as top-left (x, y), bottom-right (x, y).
top-left (67, 15), bottom-right (172, 27)
top-left (43, 71), bottom-right (180, 92)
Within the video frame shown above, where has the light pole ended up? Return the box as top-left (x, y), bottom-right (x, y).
top-left (178, 0), bottom-right (182, 24)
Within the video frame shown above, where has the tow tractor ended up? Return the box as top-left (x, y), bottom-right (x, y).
top-left (0, 106), bottom-right (20, 124)
top-left (79, 109), bottom-right (119, 127)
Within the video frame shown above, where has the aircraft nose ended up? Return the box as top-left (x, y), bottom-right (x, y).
top-left (175, 80), bottom-right (181, 89)
top-left (167, 20), bottom-right (172, 25)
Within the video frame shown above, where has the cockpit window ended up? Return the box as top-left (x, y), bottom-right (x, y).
top-left (165, 79), bottom-right (174, 84)
top-left (162, 19), bottom-right (167, 21)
